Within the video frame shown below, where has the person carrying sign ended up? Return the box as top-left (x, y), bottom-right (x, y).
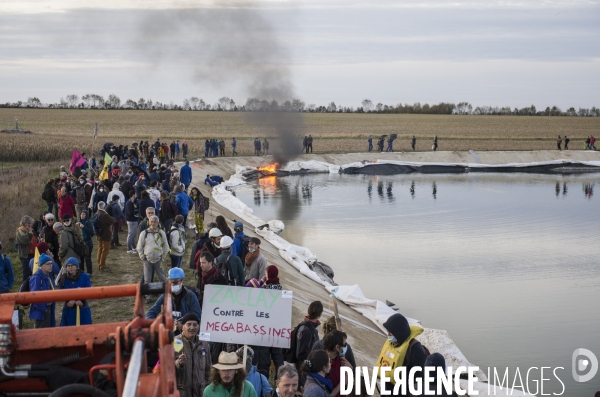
top-left (175, 313), bottom-right (212, 397)
top-left (204, 352), bottom-right (257, 397)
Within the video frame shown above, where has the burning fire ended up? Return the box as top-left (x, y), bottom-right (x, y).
top-left (258, 163), bottom-right (279, 174)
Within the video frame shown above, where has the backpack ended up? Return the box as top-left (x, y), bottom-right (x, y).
top-left (75, 186), bottom-right (87, 205)
top-left (283, 323), bottom-right (304, 363)
top-left (68, 229), bottom-right (89, 257)
top-left (215, 254), bottom-right (237, 286)
top-left (235, 235), bottom-right (250, 263)
top-left (19, 274), bottom-right (42, 309)
top-left (167, 226), bottom-right (184, 250)
top-left (192, 237), bottom-right (211, 270)
top-left (90, 213), bottom-right (102, 236)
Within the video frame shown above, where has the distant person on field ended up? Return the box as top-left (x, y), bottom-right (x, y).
top-left (307, 134), bottom-right (313, 153)
top-left (564, 135), bottom-right (569, 150)
top-left (368, 135), bottom-right (373, 152)
top-left (557, 135), bottom-right (562, 150)
top-left (182, 140), bottom-right (188, 159)
top-left (232, 138), bottom-right (238, 156)
top-left (411, 135), bottom-right (416, 151)
top-left (386, 137), bottom-right (394, 152)
top-left (433, 136), bottom-right (438, 151)
top-left (220, 139), bottom-right (226, 156)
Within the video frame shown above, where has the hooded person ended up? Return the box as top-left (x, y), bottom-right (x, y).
top-left (379, 313), bottom-right (428, 396)
top-left (107, 182), bottom-right (125, 209)
top-left (78, 210), bottom-right (94, 274)
top-left (423, 353), bottom-right (458, 396)
top-left (261, 265), bottom-right (282, 290)
top-left (59, 257), bottom-right (92, 326)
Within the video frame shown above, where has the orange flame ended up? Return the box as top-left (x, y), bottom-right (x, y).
top-left (258, 163), bottom-right (279, 174)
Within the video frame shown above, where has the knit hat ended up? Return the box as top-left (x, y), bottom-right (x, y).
top-left (234, 221), bottom-right (243, 231)
top-left (180, 312), bottom-right (199, 326)
top-left (65, 257), bottom-right (79, 266)
top-left (36, 242), bottom-right (50, 254)
top-left (38, 253), bottom-right (52, 267)
top-left (265, 265), bottom-right (279, 285)
top-left (62, 213), bottom-right (72, 220)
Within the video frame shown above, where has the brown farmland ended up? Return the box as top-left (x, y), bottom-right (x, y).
top-left (1, 108), bottom-right (599, 162)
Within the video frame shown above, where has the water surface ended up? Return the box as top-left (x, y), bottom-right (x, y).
top-left (230, 172), bottom-right (600, 395)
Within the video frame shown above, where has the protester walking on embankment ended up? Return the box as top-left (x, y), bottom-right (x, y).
top-left (96, 201), bottom-right (116, 272)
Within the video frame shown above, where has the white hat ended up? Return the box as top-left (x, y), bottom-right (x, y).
top-left (219, 235), bottom-right (233, 249)
top-left (208, 228), bottom-right (223, 238)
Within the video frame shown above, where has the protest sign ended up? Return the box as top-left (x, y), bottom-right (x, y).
top-left (200, 285), bottom-right (293, 348)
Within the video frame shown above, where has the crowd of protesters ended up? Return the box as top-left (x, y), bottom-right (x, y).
top-left (1, 138), bottom-right (463, 397)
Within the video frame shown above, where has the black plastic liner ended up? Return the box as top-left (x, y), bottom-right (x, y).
top-left (343, 161), bottom-right (600, 175)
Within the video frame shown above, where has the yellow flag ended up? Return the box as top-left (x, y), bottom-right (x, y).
top-left (99, 152), bottom-right (112, 180)
top-left (32, 248), bottom-right (40, 274)
top-left (76, 306), bottom-right (80, 326)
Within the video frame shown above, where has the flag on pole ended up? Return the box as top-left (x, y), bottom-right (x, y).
top-left (70, 149), bottom-right (87, 174)
top-left (98, 152), bottom-right (112, 180)
top-left (93, 122), bottom-right (98, 140)
top-left (32, 247), bottom-right (40, 274)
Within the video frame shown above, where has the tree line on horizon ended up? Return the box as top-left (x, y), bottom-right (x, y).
top-left (1, 95), bottom-right (599, 117)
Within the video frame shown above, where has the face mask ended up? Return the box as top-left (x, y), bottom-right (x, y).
top-left (388, 335), bottom-right (397, 344)
top-left (172, 285), bottom-right (182, 294)
top-left (341, 345), bottom-right (348, 356)
top-left (80, 180), bottom-right (85, 185)
top-left (249, 248), bottom-right (256, 253)
top-left (99, 189), bottom-right (104, 193)
top-left (63, 220), bottom-right (71, 226)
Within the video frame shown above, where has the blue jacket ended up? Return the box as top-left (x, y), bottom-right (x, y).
top-left (180, 165), bottom-right (192, 186)
top-left (204, 177), bottom-right (218, 187)
top-left (0, 254), bottom-right (15, 293)
top-left (60, 272), bottom-right (92, 326)
top-left (246, 366), bottom-right (272, 397)
top-left (145, 287), bottom-right (202, 320)
top-left (175, 191), bottom-right (194, 216)
top-left (28, 269), bottom-right (56, 324)
top-left (231, 231), bottom-right (245, 257)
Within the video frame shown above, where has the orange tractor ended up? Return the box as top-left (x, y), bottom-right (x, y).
top-left (0, 282), bottom-right (178, 397)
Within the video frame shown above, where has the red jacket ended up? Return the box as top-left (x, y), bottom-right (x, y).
top-left (58, 193), bottom-right (75, 220)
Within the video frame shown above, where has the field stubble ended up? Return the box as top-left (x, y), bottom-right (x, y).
top-left (1, 109), bottom-right (599, 161)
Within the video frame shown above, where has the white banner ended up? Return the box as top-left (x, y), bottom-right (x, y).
top-left (200, 285), bottom-right (293, 348)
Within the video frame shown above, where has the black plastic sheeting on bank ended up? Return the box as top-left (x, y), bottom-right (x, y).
top-left (343, 162), bottom-right (600, 175)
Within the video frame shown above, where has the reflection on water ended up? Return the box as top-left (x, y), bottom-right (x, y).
top-left (230, 172), bottom-right (600, 396)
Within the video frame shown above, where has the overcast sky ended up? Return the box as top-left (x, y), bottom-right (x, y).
top-left (1, 0), bottom-right (599, 109)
